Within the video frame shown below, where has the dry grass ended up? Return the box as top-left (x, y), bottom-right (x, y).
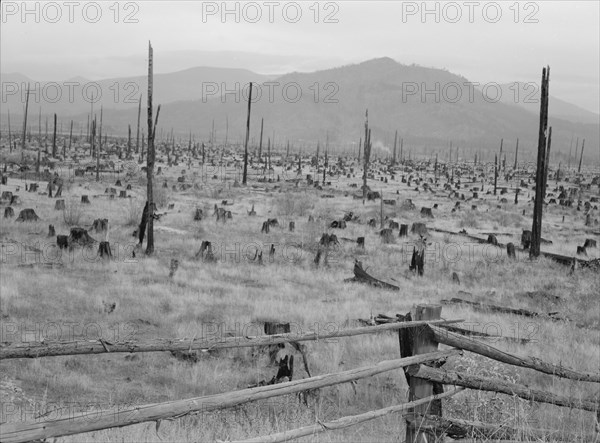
top-left (1, 152), bottom-right (599, 443)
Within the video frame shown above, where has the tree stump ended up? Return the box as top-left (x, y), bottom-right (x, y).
top-left (55, 199), bottom-right (65, 210)
top-left (308, 215), bottom-right (314, 222)
top-left (115, 180), bottom-right (122, 186)
top-left (92, 218), bottom-right (109, 234)
top-left (4, 207), bottom-right (14, 218)
top-left (577, 246), bottom-right (587, 256)
top-left (1, 191), bottom-right (12, 201)
top-left (126, 184), bottom-right (132, 190)
top-left (15, 208), bottom-right (40, 222)
top-left (0, 176), bottom-right (6, 185)
top-left (521, 230), bottom-right (532, 249)
top-left (48, 224), bottom-right (56, 237)
top-left (411, 223), bottom-right (428, 236)
top-left (357, 237), bottom-right (365, 248)
top-left (487, 234), bottom-right (498, 246)
top-left (248, 204), bottom-right (257, 216)
top-left (81, 195), bottom-right (90, 204)
top-left (57, 235), bottom-right (69, 249)
top-left (119, 190), bottom-right (127, 198)
top-left (169, 258), bottom-right (179, 278)
top-left (584, 239), bottom-right (597, 249)
top-left (54, 185), bottom-right (62, 198)
top-left (269, 244), bottom-right (275, 261)
top-left (399, 224), bottom-right (408, 237)
top-left (507, 242), bottom-right (516, 259)
top-left (194, 208), bottom-right (203, 221)
top-left (380, 228), bottom-right (394, 244)
top-left (289, 221), bottom-right (295, 232)
top-left (29, 183), bottom-right (38, 192)
top-left (452, 272), bottom-right (460, 285)
top-left (261, 221), bottom-right (270, 234)
top-left (98, 241), bottom-right (112, 259)
top-left (10, 195), bottom-right (19, 205)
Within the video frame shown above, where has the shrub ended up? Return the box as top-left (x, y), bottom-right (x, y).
top-left (63, 198), bottom-right (84, 226)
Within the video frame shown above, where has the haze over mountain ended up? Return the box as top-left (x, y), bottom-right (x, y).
top-left (2, 58), bottom-right (598, 162)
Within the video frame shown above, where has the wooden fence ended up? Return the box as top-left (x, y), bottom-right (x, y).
top-left (0, 305), bottom-right (599, 443)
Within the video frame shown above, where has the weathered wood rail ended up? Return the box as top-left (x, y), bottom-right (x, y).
top-left (0, 319), bottom-right (462, 359)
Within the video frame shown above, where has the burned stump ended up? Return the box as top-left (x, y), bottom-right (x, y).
top-left (92, 218), bottom-right (109, 234)
top-left (289, 221), bottom-right (295, 232)
top-left (119, 190), bottom-right (127, 198)
top-left (68, 227), bottom-right (96, 247)
top-left (15, 208), bottom-right (40, 222)
top-left (487, 234), bottom-right (498, 246)
top-left (261, 221), bottom-right (270, 234)
top-left (4, 207), bottom-right (14, 218)
top-left (195, 240), bottom-right (216, 262)
top-left (98, 241), bottom-right (112, 259)
top-left (169, 258), bottom-right (179, 278)
top-left (584, 239), bottom-right (597, 249)
top-left (507, 242), bottom-right (516, 259)
top-left (420, 207), bottom-right (434, 219)
top-left (81, 195), bottom-right (90, 204)
top-left (357, 237), bottom-right (365, 248)
top-left (248, 204), bottom-right (257, 216)
top-left (380, 228), bottom-right (394, 244)
top-left (576, 246), bottom-right (587, 256)
top-left (57, 235), bottom-right (69, 249)
top-left (521, 230), bottom-right (532, 250)
top-left (411, 222), bottom-right (428, 236)
top-left (399, 224), bottom-right (408, 237)
top-left (194, 208), bottom-right (203, 221)
top-left (54, 199), bottom-right (65, 211)
top-left (48, 224), bottom-right (56, 237)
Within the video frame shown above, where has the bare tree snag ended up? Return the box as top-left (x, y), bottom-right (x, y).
top-left (52, 113), bottom-right (57, 157)
top-left (146, 41), bottom-right (160, 255)
top-left (242, 82), bottom-right (253, 185)
top-left (531, 66), bottom-right (550, 259)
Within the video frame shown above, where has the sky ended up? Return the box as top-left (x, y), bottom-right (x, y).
top-left (1, 1), bottom-right (599, 113)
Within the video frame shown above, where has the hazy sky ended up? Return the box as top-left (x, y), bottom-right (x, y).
top-left (2, 1), bottom-right (599, 113)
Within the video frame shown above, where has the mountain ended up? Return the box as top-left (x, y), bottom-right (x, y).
top-left (2, 58), bottom-right (598, 161)
top-left (497, 82), bottom-right (599, 125)
top-left (1, 67), bottom-right (272, 116)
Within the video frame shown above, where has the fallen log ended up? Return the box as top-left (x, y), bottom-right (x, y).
top-left (0, 350), bottom-right (461, 443)
top-left (408, 365), bottom-right (600, 412)
top-left (344, 260), bottom-right (400, 290)
top-left (441, 297), bottom-right (567, 321)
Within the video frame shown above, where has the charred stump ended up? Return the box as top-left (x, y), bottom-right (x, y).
top-left (48, 224), bottom-right (55, 237)
top-left (98, 241), bottom-right (112, 259)
top-left (81, 195), bottom-right (90, 204)
top-left (4, 207), bottom-right (14, 218)
top-left (289, 221), bottom-right (295, 232)
top-left (261, 220), bottom-right (270, 234)
top-left (169, 258), bottom-right (179, 278)
top-left (15, 208), bottom-right (40, 222)
top-left (399, 224), bottom-right (408, 237)
top-left (507, 242), bottom-right (516, 259)
top-left (357, 236), bottom-right (365, 248)
top-left (521, 230), bottom-right (532, 250)
top-left (57, 235), bottom-right (68, 249)
top-left (55, 199), bottom-right (65, 210)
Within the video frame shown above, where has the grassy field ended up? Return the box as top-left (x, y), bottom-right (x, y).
top-left (1, 144), bottom-right (599, 442)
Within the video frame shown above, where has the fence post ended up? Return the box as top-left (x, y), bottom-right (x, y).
top-left (401, 304), bottom-right (443, 443)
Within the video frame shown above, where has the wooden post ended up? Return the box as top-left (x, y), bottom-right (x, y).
top-left (242, 82), bottom-right (252, 185)
top-left (530, 66), bottom-right (550, 259)
top-left (403, 304), bottom-right (443, 443)
top-left (52, 113), bottom-right (57, 157)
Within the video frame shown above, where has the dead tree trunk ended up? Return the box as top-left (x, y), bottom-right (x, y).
top-left (96, 106), bottom-right (102, 182)
top-left (543, 126), bottom-right (552, 198)
top-left (242, 82), bottom-right (252, 185)
top-left (578, 139), bottom-right (585, 173)
top-left (146, 41), bottom-right (160, 255)
top-left (52, 113), bottom-right (57, 157)
top-left (136, 95), bottom-right (142, 154)
top-left (21, 83), bottom-right (30, 169)
top-left (362, 110), bottom-right (369, 204)
top-left (530, 66), bottom-right (550, 259)
top-left (127, 124), bottom-right (131, 158)
top-left (513, 138), bottom-right (519, 170)
top-left (493, 153), bottom-right (498, 195)
top-left (258, 117), bottom-right (263, 162)
top-left (68, 119), bottom-right (73, 154)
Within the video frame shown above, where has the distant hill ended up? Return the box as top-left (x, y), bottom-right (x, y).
top-left (2, 58), bottom-right (598, 162)
top-left (497, 82), bottom-right (599, 125)
top-left (1, 67), bottom-right (272, 115)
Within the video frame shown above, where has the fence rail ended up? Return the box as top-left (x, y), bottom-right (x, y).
top-left (0, 319), bottom-right (462, 359)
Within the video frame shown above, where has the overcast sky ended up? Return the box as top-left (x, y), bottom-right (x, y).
top-left (2, 1), bottom-right (599, 113)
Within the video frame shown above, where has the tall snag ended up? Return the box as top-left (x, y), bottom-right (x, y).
top-left (242, 82), bottom-right (252, 185)
top-left (145, 41), bottom-right (161, 255)
top-left (530, 66), bottom-right (550, 259)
